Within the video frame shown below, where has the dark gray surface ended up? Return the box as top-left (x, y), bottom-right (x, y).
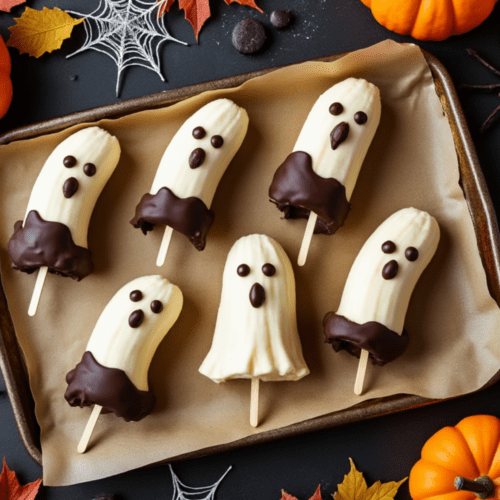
top-left (1, 0), bottom-right (500, 498)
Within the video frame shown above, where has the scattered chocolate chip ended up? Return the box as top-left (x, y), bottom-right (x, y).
top-left (329, 102), bottom-right (343, 116)
top-left (354, 111), bottom-right (368, 124)
top-left (330, 122), bottom-right (349, 150)
top-left (237, 264), bottom-right (250, 276)
top-left (250, 282), bottom-right (266, 308)
top-left (211, 135), bottom-right (224, 148)
top-left (151, 300), bottom-right (163, 314)
top-left (83, 163), bottom-right (96, 176)
top-left (189, 148), bottom-right (206, 169)
top-left (129, 309), bottom-right (144, 328)
top-left (262, 263), bottom-right (276, 276)
top-left (382, 260), bottom-right (398, 280)
top-left (270, 9), bottom-right (292, 29)
top-left (232, 18), bottom-right (266, 54)
top-left (405, 247), bottom-right (419, 261)
top-left (193, 126), bottom-right (206, 139)
top-left (63, 177), bottom-right (79, 198)
top-left (63, 155), bottom-right (77, 168)
top-left (130, 290), bottom-right (143, 302)
top-left (382, 241), bottom-right (396, 254)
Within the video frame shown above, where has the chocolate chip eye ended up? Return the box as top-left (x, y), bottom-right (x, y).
top-left (405, 247), bottom-right (419, 261)
top-left (63, 155), bottom-right (77, 168)
top-left (151, 300), bottom-right (163, 314)
top-left (193, 126), bottom-right (206, 139)
top-left (354, 111), bottom-right (368, 125)
top-left (130, 290), bottom-right (143, 302)
top-left (129, 310), bottom-right (144, 328)
top-left (382, 241), bottom-right (396, 254)
top-left (262, 263), bottom-right (276, 276)
top-left (211, 135), bottom-right (224, 148)
top-left (237, 264), bottom-right (250, 277)
top-left (83, 163), bottom-right (96, 177)
top-left (329, 102), bottom-right (343, 115)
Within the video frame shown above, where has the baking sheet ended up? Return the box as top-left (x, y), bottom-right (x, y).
top-left (1, 40), bottom-right (500, 486)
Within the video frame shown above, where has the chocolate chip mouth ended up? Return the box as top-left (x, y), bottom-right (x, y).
top-left (249, 283), bottom-right (265, 308)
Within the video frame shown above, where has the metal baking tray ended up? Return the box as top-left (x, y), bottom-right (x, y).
top-left (1, 50), bottom-right (499, 467)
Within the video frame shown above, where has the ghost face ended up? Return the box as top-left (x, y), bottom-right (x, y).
top-left (150, 98), bottom-right (249, 207)
top-left (199, 234), bottom-right (309, 382)
top-left (337, 208), bottom-right (440, 334)
top-left (293, 77), bottom-right (381, 200)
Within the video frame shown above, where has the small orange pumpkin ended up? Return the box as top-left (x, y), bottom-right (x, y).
top-left (0, 34), bottom-right (12, 119)
top-left (360, 0), bottom-right (498, 41)
top-left (410, 415), bottom-right (500, 500)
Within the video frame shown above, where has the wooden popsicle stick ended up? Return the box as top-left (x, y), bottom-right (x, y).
top-left (156, 226), bottom-right (174, 267)
top-left (297, 212), bottom-right (318, 267)
top-left (28, 266), bottom-right (48, 317)
top-left (250, 378), bottom-right (260, 428)
top-left (354, 349), bottom-right (369, 396)
top-left (77, 404), bottom-right (102, 454)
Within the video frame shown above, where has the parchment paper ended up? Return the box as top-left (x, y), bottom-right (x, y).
top-left (1, 40), bottom-right (500, 486)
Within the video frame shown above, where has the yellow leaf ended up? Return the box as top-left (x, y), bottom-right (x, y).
top-left (334, 459), bottom-right (367, 500)
top-left (7, 7), bottom-right (84, 58)
top-left (332, 460), bottom-right (406, 500)
top-left (361, 479), bottom-right (407, 500)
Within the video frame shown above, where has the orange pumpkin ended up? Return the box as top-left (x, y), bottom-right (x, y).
top-left (0, 34), bottom-right (12, 119)
top-left (410, 415), bottom-right (500, 500)
top-left (360, 0), bottom-right (498, 41)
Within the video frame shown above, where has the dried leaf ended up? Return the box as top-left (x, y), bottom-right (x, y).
top-left (159, 0), bottom-right (262, 40)
top-left (7, 7), bottom-right (84, 58)
top-left (0, 0), bottom-right (25, 13)
top-left (0, 457), bottom-right (42, 499)
top-left (281, 485), bottom-right (323, 500)
top-left (333, 459), bottom-right (406, 500)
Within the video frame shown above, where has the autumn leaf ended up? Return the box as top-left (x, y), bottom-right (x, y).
top-left (0, 0), bottom-right (25, 13)
top-left (0, 457), bottom-right (42, 499)
top-left (333, 459), bottom-right (406, 500)
top-left (7, 7), bottom-right (84, 58)
top-left (281, 485), bottom-right (323, 500)
top-left (158, 0), bottom-right (262, 41)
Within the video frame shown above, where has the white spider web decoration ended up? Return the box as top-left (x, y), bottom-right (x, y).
top-left (169, 464), bottom-right (232, 500)
top-left (66, 0), bottom-right (187, 96)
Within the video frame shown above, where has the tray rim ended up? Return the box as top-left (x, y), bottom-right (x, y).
top-left (0, 48), bottom-right (499, 469)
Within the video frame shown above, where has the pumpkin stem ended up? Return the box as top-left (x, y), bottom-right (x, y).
top-left (454, 476), bottom-right (495, 499)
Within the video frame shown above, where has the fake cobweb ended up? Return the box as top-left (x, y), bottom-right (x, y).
top-left (169, 465), bottom-right (232, 500)
top-left (66, 0), bottom-right (187, 96)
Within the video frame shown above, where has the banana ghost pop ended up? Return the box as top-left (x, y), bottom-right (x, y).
top-left (323, 208), bottom-right (440, 395)
top-left (269, 78), bottom-right (381, 266)
top-left (199, 234), bottom-right (309, 427)
top-left (65, 275), bottom-right (183, 452)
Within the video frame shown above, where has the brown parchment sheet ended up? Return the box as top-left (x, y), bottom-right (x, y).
top-left (1, 40), bottom-right (500, 486)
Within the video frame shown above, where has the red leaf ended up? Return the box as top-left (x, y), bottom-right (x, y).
top-left (158, 0), bottom-right (262, 40)
top-left (0, 457), bottom-right (42, 500)
top-left (0, 0), bottom-right (25, 13)
top-left (309, 485), bottom-right (323, 500)
top-left (281, 490), bottom-right (299, 500)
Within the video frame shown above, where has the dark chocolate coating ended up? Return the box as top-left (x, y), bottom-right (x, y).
top-left (323, 312), bottom-right (410, 366)
top-left (250, 282), bottom-right (265, 308)
top-left (130, 187), bottom-right (215, 251)
top-left (8, 210), bottom-right (93, 281)
top-left (268, 151), bottom-right (351, 235)
top-left (65, 351), bottom-right (155, 422)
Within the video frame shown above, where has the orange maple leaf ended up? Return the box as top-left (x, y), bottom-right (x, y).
top-left (0, 0), bottom-right (25, 13)
top-left (158, 0), bottom-right (262, 41)
top-left (0, 457), bottom-right (42, 500)
top-left (281, 485), bottom-right (323, 500)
